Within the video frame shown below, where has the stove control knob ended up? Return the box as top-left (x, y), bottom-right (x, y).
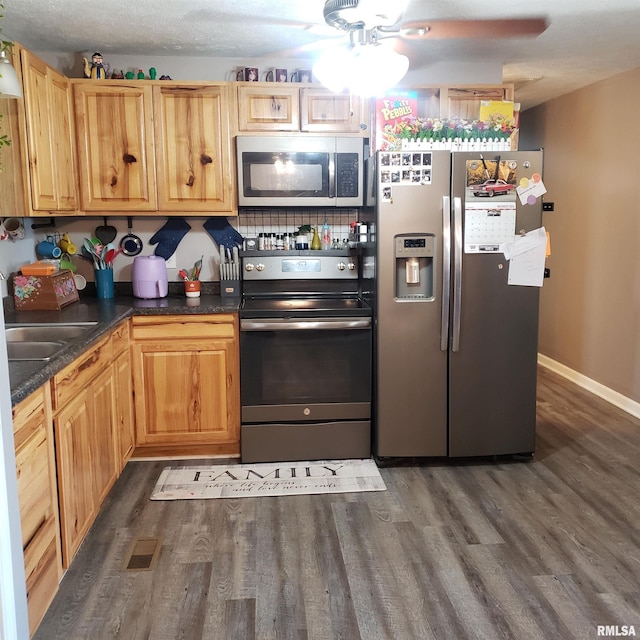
top-left (347, 262), bottom-right (356, 271)
top-left (337, 262), bottom-right (346, 271)
top-left (256, 263), bottom-right (266, 272)
top-left (245, 263), bottom-right (255, 272)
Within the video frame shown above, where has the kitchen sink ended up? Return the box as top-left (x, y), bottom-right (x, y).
top-left (7, 341), bottom-right (66, 361)
top-left (5, 325), bottom-right (94, 343)
top-left (5, 322), bottom-right (98, 361)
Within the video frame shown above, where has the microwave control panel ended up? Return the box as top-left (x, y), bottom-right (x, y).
top-left (336, 154), bottom-right (359, 198)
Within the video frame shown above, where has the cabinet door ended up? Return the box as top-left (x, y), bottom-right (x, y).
top-left (154, 84), bottom-right (234, 212)
top-left (20, 49), bottom-right (77, 212)
top-left (132, 338), bottom-right (238, 445)
top-left (20, 50), bottom-right (56, 210)
top-left (300, 89), bottom-right (367, 133)
top-left (13, 385), bottom-right (62, 636)
top-left (238, 85), bottom-right (300, 131)
top-left (74, 82), bottom-right (157, 211)
top-left (114, 351), bottom-right (135, 469)
top-left (440, 85), bottom-right (515, 120)
top-left (48, 71), bottom-right (78, 210)
top-left (0, 71), bottom-right (27, 218)
top-left (91, 369), bottom-right (118, 506)
top-left (55, 392), bottom-right (96, 566)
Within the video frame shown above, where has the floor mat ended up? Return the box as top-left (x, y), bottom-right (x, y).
top-left (150, 459), bottom-right (386, 500)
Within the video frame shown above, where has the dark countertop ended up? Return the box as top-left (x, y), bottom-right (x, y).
top-left (7, 291), bottom-right (240, 407)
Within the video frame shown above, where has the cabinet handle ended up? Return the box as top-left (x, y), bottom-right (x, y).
top-left (200, 154), bottom-right (213, 165)
top-left (123, 153), bottom-right (137, 164)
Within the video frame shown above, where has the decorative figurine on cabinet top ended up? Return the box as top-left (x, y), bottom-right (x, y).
top-left (83, 52), bottom-right (109, 79)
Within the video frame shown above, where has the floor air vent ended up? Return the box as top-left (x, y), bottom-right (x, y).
top-left (123, 537), bottom-right (161, 571)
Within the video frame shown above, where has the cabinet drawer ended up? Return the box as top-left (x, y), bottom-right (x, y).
top-left (132, 314), bottom-right (236, 340)
top-left (111, 319), bottom-right (130, 358)
top-left (15, 424), bottom-right (53, 548)
top-left (51, 334), bottom-right (113, 411)
top-left (12, 387), bottom-right (55, 549)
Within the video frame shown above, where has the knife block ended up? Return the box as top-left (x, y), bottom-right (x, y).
top-left (220, 279), bottom-right (241, 298)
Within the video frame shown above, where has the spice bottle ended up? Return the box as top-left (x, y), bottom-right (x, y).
top-left (311, 227), bottom-right (322, 250)
top-left (322, 221), bottom-right (331, 250)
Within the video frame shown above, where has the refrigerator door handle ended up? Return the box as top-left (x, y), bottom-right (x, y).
top-left (440, 195), bottom-right (451, 351)
top-left (452, 196), bottom-right (463, 352)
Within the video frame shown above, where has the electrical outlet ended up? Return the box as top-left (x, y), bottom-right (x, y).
top-left (165, 254), bottom-right (177, 269)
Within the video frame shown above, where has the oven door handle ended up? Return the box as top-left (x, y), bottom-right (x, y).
top-left (241, 317), bottom-right (371, 331)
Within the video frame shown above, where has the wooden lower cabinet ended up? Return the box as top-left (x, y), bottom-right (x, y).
top-left (114, 349), bottom-right (135, 468)
top-left (131, 314), bottom-right (240, 456)
top-left (54, 366), bottom-right (117, 565)
top-left (12, 384), bottom-right (62, 637)
top-left (112, 320), bottom-right (135, 470)
top-left (51, 324), bottom-right (127, 568)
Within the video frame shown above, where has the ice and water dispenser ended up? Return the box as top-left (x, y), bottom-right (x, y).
top-left (394, 234), bottom-right (435, 300)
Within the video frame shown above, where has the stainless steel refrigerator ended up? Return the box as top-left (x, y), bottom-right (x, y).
top-left (374, 150), bottom-right (544, 458)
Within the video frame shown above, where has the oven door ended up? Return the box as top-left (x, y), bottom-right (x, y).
top-left (240, 317), bottom-right (372, 422)
top-left (240, 316), bottom-right (372, 462)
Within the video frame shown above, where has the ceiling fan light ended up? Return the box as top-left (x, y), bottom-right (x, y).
top-left (0, 50), bottom-right (22, 99)
top-left (350, 44), bottom-right (409, 97)
top-left (313, 46), bottom-right (351, 93)
top-left (314, 42), bottom-right (409, 97)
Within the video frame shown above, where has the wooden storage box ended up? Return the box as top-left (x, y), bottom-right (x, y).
top-left (13, 270), bottom-right (79, 310)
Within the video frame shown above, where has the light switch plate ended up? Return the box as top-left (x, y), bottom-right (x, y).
top-left (165, 254), bottom-right (176, 269)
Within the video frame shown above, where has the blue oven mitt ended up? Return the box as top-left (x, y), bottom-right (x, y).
top-left (203, 217), bottom-right (244, 250)
top-left (149, 217), bottom-right (191, 259)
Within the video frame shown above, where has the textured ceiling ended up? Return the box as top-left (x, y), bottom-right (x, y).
top-left (4, 0), bottom-right (640, 110)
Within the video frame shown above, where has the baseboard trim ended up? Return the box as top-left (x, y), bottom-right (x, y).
top-left (538, 354), bottom-right (640, 420)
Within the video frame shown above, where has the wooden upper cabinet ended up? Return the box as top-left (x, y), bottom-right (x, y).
top-left (73, 81), bottom-right (157, 211)
top-left (440, 85), bottom-right (515, 120)
top-left (300, 88), bottom-right (367, 133)
top-left (153, 84), bottom-right (234, 211)
top-left (20, 48), bottom-right (77, 211)
top-left (0, 62), bottom-right (27, 218)
top-left (237, 84), bottom-right (368, 135)
top-left (237, 85), bottom-right (300, 131)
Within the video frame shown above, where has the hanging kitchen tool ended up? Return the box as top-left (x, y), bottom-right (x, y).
top-left (120, 217), bottom-right (143, 256)
top-left (95, 216), bottom-right (117, 244)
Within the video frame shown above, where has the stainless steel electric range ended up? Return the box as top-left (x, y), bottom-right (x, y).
top-left (239, 252), bottom-right (372, 463)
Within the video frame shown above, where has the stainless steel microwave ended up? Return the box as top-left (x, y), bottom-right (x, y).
top-left (236, 136), bottom-right (364, 207)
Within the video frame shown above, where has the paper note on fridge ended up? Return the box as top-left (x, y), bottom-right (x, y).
top-left (503, 227), bottom-right (547, 287)
top-left (516, 176), bottom-right (547, 206)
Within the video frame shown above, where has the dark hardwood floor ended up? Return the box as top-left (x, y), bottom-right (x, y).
top-left (34, 366), bottom-right (640, 639)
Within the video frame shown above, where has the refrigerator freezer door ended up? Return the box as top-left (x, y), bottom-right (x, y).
top-left (375, 151), bottom-right (451, 457)
top-left (448, 151), bottom-right (543, 457)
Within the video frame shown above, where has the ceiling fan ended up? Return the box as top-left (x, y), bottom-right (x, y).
top-left (321, 0), bottom-right (548, 43)
top-left (311, 0), bottom-right (548, 96)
